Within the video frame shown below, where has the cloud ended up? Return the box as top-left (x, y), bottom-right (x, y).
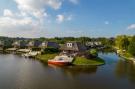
top-left (69, 0), bottom-right (79, 4)
top-left (67, 15), bottom-right (73, 21)
top-left (0, 0), bottom-right (74, 37)
top-left (56, 14), bottom-right (65, 23)
top-left (104, 21), bottom-right (109, 25)
top-left (15, 0), bottom-right (62, 11)
top-left (127, 24), bottom-right (135, 30)
top-left (56, 14), bottom-right (73, 23)
top-left (14, 0), bottom-right (63, 19)
top-left (3, 9), bottom-right (14, 17)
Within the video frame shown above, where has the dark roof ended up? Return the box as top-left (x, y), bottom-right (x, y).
top-left (40, 41), bottom-right (59, 48)
top-left (28, 40), bottom-right (42, 47)
top-left (60, 42), bottom-right (87, 52)
top-left (12, 41), bottom-right (27, 47)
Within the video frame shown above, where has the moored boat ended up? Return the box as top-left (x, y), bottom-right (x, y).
top-left (48, 55), bottom-right (74, 66)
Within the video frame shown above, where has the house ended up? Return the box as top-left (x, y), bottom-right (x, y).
top-left (27, 40), bottom-right (42, 48)
top-left (86, 42), bottom-right (95, 47)
top-left (12, 41), bottom-right (26, 48)
top-left (40, 41), bottom-right (60, 49)
top-left (94, 41), bottom-right (102, 46)
top-left (85, 41), bottom-right (102, 48)
top-left (60, 42), bottom-right (87, 55)
top-left (0, 41), bottom-right (4, 47)
top-left (0, 41), bottom-right (4, 51)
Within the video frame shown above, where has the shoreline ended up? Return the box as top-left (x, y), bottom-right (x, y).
top-left (117, 52), bottom-right (135, 61)
top-left (36, 54), bottom-right (105, 66)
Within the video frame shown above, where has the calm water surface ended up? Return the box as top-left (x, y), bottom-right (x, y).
top-left (0, 53), bottom-right (135, 89)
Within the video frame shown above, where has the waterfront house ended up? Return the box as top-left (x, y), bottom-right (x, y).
top-left (60, 41), bottom-right (87, 56)
top-left (40, 41), bottom-right (60, 49)
top-left (86, 42), bottom-right (95, 47)
top-left (27, 40), bottom-right (42, 48)
top-left (12, 41), bottom-right (26, 48)
top-left (85, 41), bottom-right (102, 48)
top-left (0, 41), bottom-right (4, 47)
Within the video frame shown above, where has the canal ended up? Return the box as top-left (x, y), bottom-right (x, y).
top-left (0, 53), bottom-right (135, 89)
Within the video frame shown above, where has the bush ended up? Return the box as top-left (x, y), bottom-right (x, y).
top-left (90, 49), bottom-right (98, 57)
top-left (32, 47), bottom-right (41, 51)
top-left (43, 47), bottom-right (59, 54)
top-left (128, 42), bottom-right (135, 56)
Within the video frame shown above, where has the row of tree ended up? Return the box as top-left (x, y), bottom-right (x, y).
top-left (115, 35), bottom-right (135, 56)
top-left (0, 36), bottom-right (114, 48)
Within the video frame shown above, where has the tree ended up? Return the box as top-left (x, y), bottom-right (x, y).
top-left (128, 42), bottom-right (135, 56)
top-left (115, 35), bottom-right (129, 50)
top-left (89, 49), bottom-right (98, 57)
top-left (128, 36), bottom-right (135, 56)
top-left (77, 37), bottom-right (91, 45)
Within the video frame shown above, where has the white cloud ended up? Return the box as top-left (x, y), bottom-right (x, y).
top-left (127, 24), bottom-right (135, 30)
top-left (0, 16), bottom-right (39, 33)
top-left (67, 15), bottom-right (73, 21)
top-left (69, 0), bottom-right (79, 4)
top-left (14, 0), bottom-right (63, 19)
top-left (3, 9), bottom-right (14, 17)
top-left (56, 14), bottom-right (65, 23)
top-left (56, 14), bottom-right (73, 23)
top-left (15, 0), bottom-right (62, 11)
top-left (0, 0), bottom-right (74, 37)
top-left (47, 0), bottom-right (62, 10)
top-left (104, 21), bottom-right (109, 25)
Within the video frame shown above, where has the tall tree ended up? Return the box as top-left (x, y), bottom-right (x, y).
top-left (115, 35), bottom-right (129, 50)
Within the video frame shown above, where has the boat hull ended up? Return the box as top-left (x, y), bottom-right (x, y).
top-left (48, 60), bottom-right (70, 66)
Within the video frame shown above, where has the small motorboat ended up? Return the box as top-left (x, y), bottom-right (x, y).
top-left (48, 55), bottom-right (74, 66)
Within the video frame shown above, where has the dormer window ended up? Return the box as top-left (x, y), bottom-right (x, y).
top-left (67, 43), bottom-right (73, 47)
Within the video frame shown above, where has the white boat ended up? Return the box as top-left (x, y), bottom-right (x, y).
top-left (22, 51), bottom-right (41, 58)
top-left (48, 55), bottom-right (74, 66)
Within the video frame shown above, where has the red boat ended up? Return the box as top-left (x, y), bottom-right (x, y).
top-left (48, 55), bottom-right (73, 66)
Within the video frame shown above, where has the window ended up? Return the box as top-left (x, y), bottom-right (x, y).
top-left (67, 43), bottom-right (73, 47)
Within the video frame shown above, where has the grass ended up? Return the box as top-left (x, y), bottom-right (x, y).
top-left (123, 52), bottom-right (134, 58)
top-left (72, 57), bottom-right (105, 66)
top-left (36, 53), bottom-right (105, 66)
top-left (119, 52), bottom-right (134, 60)
top-left (36, 53), bottom-right (58, 62)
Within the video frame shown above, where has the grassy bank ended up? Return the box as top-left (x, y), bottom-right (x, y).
top-left (36, 53), bottom-right (105, 66)
top-left (36, 53), bottom-right (58, 62)
top-left (73, 57), bottom-right (105, 66)
top-left (119, 52), bottom-right (134, 60)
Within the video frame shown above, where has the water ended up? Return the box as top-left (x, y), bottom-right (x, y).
top-left (0, 53), bottom-right (135, 89)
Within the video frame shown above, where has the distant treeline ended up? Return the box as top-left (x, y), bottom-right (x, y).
top-left (115, 35), bottom-right (135, 56)
top-left (0, 36), bottom-right (115, 47)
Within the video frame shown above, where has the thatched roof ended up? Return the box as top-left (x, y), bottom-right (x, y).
top-left (60, 42), bottom-right (87, 52)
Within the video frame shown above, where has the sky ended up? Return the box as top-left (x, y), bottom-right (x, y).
top-left (0, 0), bottom-right (135, 38)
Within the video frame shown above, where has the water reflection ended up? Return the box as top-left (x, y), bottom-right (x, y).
top-left (115, 59), bottom-right (135, 83)
top-left (1, 53), bottom-right (135, 89)
top-left (48, 64), bottom-right (98, 76)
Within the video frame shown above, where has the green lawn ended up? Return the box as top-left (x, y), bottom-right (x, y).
top-left (36, 53), bottom-right (58, 62)
top-left (36, 53), bottom-right (105, 66)
top-left (73, 57), bottom-right (105, 66)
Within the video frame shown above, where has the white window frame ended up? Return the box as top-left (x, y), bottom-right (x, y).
top-left (67, 43), bottom-right (73, 47)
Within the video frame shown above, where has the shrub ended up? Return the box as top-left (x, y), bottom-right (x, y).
top-left (89, 49), bottom-right (98, 57)
top-left (32, 47), bottom-right (41, 51)
top-left (128, 42), bottom-right (135, 56)
top-left (43, 47), bottom-right (59, 54)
